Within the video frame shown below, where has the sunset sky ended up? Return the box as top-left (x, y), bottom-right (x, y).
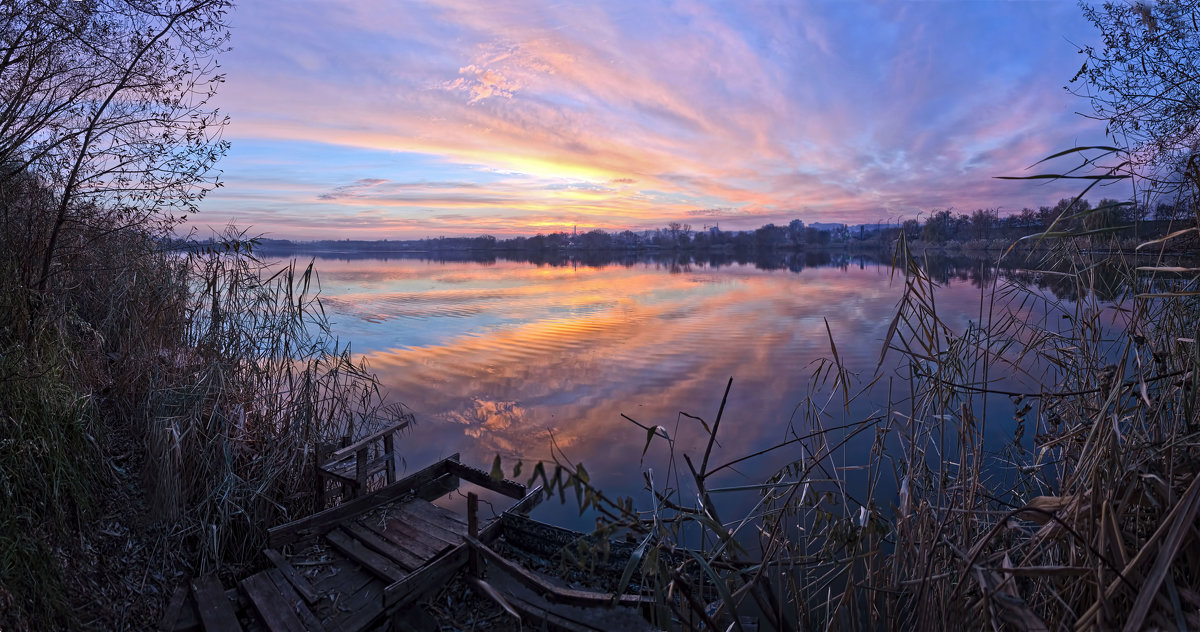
top-left (203, 0), bottom-right (1116, 240)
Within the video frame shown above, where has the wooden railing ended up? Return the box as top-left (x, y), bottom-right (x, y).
top-left (315, 419), bottom-right (411, 505)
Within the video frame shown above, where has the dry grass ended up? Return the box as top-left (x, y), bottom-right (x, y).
top-left (0, 171), bottom-right (410, 627)
top-left (518, 226), bottom-right (1200, 630)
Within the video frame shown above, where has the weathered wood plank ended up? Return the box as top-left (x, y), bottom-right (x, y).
top-left (383, 543), bottom-right (470, 611)
top-left (324, 528), bottom-right (407, 583)
top-left (375, 517), bottom-right (451, 559)
top-left (401, 499), bottom-right (469, 534)
top-left (500, 513), bottom-right (644, 574)
top-left (445, 459), bottom-right (526, 499)
top-left (262, 549), bottom-right (319, 605)
top-left (319, 452), bottom-right (392, 485)
top-left (383, 486), bottom-right (544, 610)
top-left (328, 420), bottom-right (411, 460)
top-left (505, 485), bottom-right (546, 516)
top-left (390, 509), bottom-right (464, 548)
top-left (240, 571), bottom-right (307, 632)
top-left (499, 591), bottom-right (602, 632)
top-left (344, 521), bottom-right (427, 571)
top-left (500, 583), bottom-right (656, 632)
top-left (191, 576), bottom-right (243, 632)
top-left (269, 454), bottom-right (458, 548)
top-left (358, 518), bottom-right (437, 567)
top-left (263, 568), bottom-right (323, 632)
top-left (327, 575), bottom-right (386, 632)
top-left (158, 582), bottom-right (195, 632)
top-left (465, 536), bottom-right (654, 609)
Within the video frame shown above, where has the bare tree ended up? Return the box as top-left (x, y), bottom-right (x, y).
top-left (0, 0), bottom-right (232, 297)
top-left (1073, 1), bottom-right (1200, 197)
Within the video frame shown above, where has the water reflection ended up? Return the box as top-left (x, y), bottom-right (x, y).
top-left (293, 250), bottom-right (1176, 527)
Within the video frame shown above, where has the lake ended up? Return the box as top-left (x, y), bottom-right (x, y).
top-left (289, 250), bottom-right (1080, 528)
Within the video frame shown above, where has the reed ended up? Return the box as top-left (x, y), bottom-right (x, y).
top-left (513, 216), bottom-right (1200, 630)
top-left (0, 172), bottom-right (410, 627)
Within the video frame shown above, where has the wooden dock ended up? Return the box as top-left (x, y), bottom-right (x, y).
top-left (159, 453), bottom-right (540, 632)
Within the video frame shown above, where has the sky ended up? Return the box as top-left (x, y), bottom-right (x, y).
top-left (201, 0), bottom-right (1117, 240)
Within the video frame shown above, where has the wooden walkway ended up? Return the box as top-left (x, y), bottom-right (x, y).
top-left (160, 454), bottom-right (539, 632)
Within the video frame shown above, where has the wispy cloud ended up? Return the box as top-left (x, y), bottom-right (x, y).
top-left (200, 0), bottom-right (1112, 238)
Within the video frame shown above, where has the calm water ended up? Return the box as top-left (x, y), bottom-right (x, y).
top-left (299, 252), bottom-right (1062, 527)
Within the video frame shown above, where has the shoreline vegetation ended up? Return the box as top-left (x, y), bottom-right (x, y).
top-left (3, 1), bottom-right (1200, 630)
top-left (217, 200), bottom-right (1197, 260)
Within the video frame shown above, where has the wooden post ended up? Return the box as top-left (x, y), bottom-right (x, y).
top-left (314, 442), bottom-right (330, 511)
top-left (339, 435), bottom-right (351, 500)
top-left (467, 492), bottom-right (479, 578)
top-left (383, 431), bottom-right (396, 485)
top-left (354, 447), bottom-right (368, 499)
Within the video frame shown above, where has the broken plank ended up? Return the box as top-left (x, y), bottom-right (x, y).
top-left (325, 528), bottom-right (407, 583)
top-left (263, 568), bottom-right (323, 632)
top-left (240, 571), bottom-right (307, 632)
top-left (269, 454), bottom-right (458, 548)
top-left (263, 549), bottom-right (319, 605)
top-left (344, 521), bottom-right (427, 571)
top-left (191, 576), bottom-right (243, 632)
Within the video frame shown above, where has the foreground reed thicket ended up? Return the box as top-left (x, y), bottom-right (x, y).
top-left (517, 222), bottom-right (1199, 630)
top-left (0, 172), bottom-right (408, 627)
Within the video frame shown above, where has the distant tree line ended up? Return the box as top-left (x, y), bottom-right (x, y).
top-left (230, 195), bottom-right (1198, 256)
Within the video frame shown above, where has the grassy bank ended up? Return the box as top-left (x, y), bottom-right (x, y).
top-left (0, 177), bottom-right (408, 629)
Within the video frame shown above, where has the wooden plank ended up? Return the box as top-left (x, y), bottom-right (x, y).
top-left (383, 543), bottom-right (470, 610)
top-left (358, 517), bottom-right (436, 566)
top-left (319, 452), bottom-right (392, 485)
top-left (402, 499), bottom-right (469, 532)
top-left (445, 459), bottom-right (526, 499)
top-left (159, 583), bottom-right (190, 632)
top-left (262, 549), bottom-right (319, 605)
top-left (327, 575), bottom-right (386, 632)
top-left (240, 572), bottom-right (307, 632)
top-left (269, 454), bottom-right (458, 548)
top-left (505, 484), bottom-right (545, 516)
top-left (501, 513), bottom-right (645, 574)
top-left (329, 420), bottom-right (411, 460)
top-left (500, 583), bottom-right (656, 632)
top-left (324, 528), bottom-right (407, 583)
top-left (375, 516), bottom-right (451, 559)
top-left (414, 472), bottom-right (460, 502)
top-left (191, 576), bottom-right (244, 632)
top-left (501, 591), bottom-right (603, 632)
top-left (263, 568), bottom-right (323, 632)
top-left (383, 486), bottom-right (544, 610)
top-left (344, 521), bottom-right (427, 571)
top-left (392, 508), bottom-right (465, 547)
top-left (383, 433), bottom-right (397, 484)
top-left (465, 536), bottom-right (654, 609)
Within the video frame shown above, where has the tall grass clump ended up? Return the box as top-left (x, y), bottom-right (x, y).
top-left (509, 214), bottom-right (1198, 630)
top-left (143, 226), bottom-right (413, 571)
top-left (0, 170), bottom-right (410, 628)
